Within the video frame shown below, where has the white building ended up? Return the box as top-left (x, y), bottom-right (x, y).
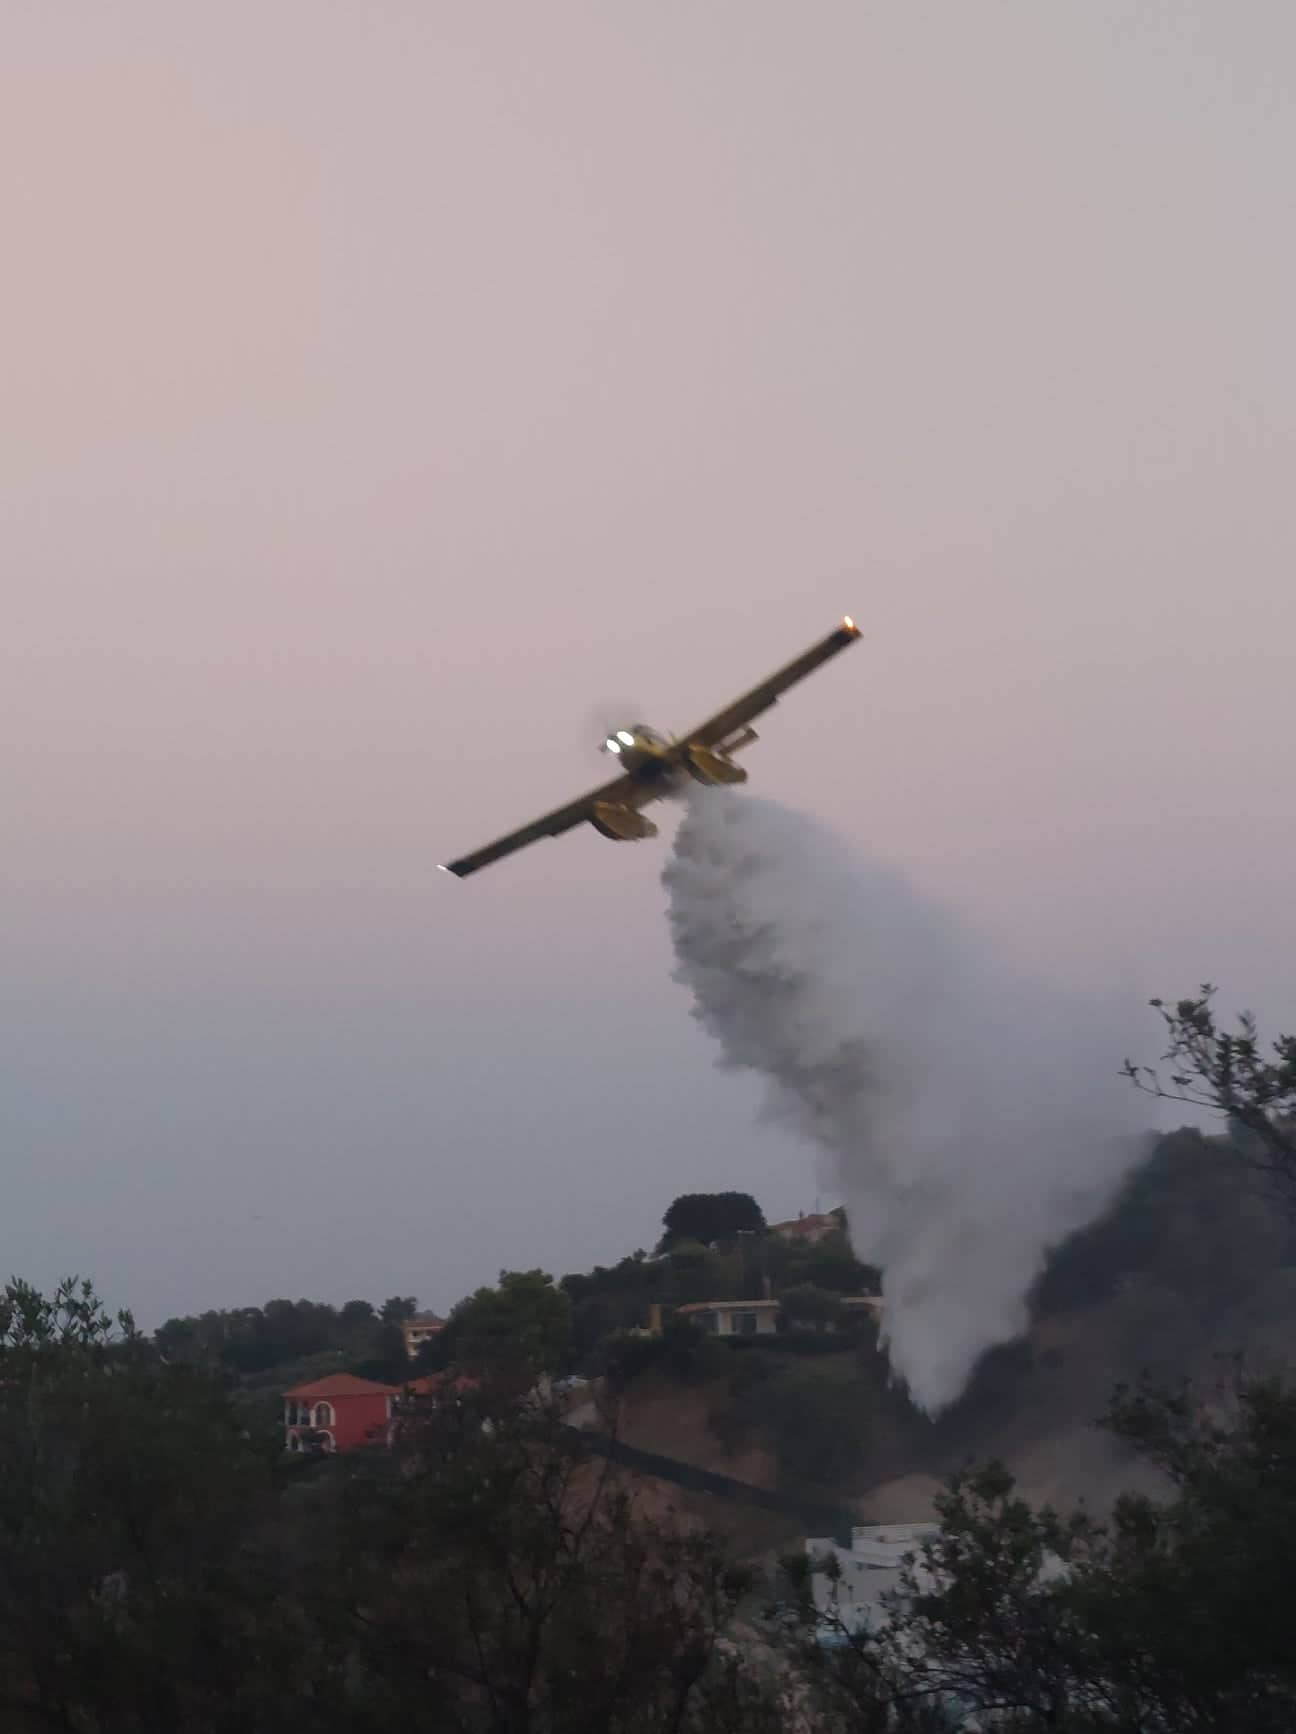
top-left (804, 1523), bottom-right (939, 1637)
top-left (805, 1521), bottom-right (1068, 1648)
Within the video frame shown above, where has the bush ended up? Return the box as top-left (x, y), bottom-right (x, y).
top-left (600, 1319), bottom-right (724, 1391)
top-left (709, 1360), bottom-right (872, 1490)
top-left (727, 1328), bottom-right (867, 1356)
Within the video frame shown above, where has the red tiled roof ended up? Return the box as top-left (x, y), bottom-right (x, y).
top-left (402, 1373), bottom-right (478, 1396)
top-left (284, 1373), bottom-right (397, 1400)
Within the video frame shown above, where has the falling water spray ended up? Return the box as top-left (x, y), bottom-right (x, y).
top-left (663, 790), bottom-right (1141, 1412)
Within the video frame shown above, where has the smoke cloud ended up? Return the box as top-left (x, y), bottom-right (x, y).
top-left (663, 790), bottom-right (1142, 1412)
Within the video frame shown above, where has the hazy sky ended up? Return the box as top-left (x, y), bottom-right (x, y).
top-left (5, 4), bottom-right (1293, 1326)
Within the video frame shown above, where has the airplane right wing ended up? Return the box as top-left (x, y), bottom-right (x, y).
top-left (439, 771), bottom-right (652, 879)
top-left (679, 617), bottom-right (862, 751)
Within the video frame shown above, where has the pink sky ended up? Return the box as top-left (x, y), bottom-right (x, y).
top-left (4, 4), bottom-right (1293, 1323)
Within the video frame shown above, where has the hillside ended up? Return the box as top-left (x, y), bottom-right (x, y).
top-left (590, 1125), bottom-right (1296, 1526)
top-left (148, 1122), bottom-right (1296, 1534)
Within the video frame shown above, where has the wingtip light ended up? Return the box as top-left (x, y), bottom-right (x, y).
top-left (842, 614), bottom-right (858, 632)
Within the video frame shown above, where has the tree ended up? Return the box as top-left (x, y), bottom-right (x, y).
top-left (0, 1277), bottom-right (797, 1734)
top-left (0, 1280), bottom-right (317, 1731)
top-left (153, 1296), bottom-right (387, 1379)
top-left (765, 1228), bottom-right (878, 1295)
top-left (1125, 985), bottom-right (1296, 1190)
top-left (379, 1295), bottom-right (418, 1323)
top-left (445, 1269), bottom-right (572, 1385)
top-left (802, 1373), bottom-right (1296, 1730)
top-left (313, 1388), bottom-right (785, 1734)
top-left (709, 1359), bottom-right (870, 1489)
top-left (778, 1283), bottom-right (846, 1332)
top-left (658, 1192), bottom-right (766, 1251)
top-left (339, 1298), bottom-right (377, 1331)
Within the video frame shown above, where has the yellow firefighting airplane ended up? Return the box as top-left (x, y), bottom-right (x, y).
top-left (439, 616), bottom-right (862, 879)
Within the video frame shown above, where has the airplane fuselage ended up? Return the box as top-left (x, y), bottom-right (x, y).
top-left (603, 725), bottom-right (676, 781)
top-left (439, 617), bottom-right (860, 878)
top-left (603, 723), bottom-right (751, 791)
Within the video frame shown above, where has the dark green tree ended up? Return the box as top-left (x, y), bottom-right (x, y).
top-left (339, 1297), bottom-right (377, 1331)
top-left (445, 1269), bottom-right (572, 1385)
top-left (658, 1192), bottom-right (766, 1251)
top-left (778, 1283), bottom-right (847, 1332)
top-left (311, 1388), bottom-right (785, 1734)
top-left (0, 1279), bottom-right (317, 1731)
top-left (0, 1278), bottom-right (787, 1733)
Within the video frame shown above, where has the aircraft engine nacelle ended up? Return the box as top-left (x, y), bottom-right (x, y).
top-left (590, 802), bottom-right (660, 842)
top-left (683, 744), bottom-right (749, 786)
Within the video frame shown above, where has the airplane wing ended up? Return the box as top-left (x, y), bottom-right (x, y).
top-left (439, 772), bottom-right (654, 879)
top-left (679, 617), bottom-right (862, 750)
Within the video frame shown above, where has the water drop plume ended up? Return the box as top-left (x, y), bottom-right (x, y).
top-left (662, 790), bottom-right (1141, 1412)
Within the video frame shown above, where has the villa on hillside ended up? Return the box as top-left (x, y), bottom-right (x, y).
top-left (672, 1294), bottom-right (882, 1339)
top-left (284, 1370), bottom-right (476, 1454)
top-left (675, 1299), bottom-right (781, 1337)
top-left (284, 1374), bottom-right (397, 1454)
top-left (769, 1211), bottom-right (841, 1245)
top-left (400, 1311), bottom-right (447, 1359)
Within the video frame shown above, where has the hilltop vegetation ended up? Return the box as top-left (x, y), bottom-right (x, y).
top-left (149, 1115), bottom-right (1296, 1510)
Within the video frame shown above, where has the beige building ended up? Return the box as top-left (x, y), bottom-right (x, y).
top-left (399, 1311), bottom-right (446, 1359)
top-left (769, 1212), bottom-right (840, 1245)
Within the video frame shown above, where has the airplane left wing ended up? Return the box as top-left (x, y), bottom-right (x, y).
top-left (439, 772), bottom-right (651, 879)
top-left (679, 617), bottom-right (861, 751)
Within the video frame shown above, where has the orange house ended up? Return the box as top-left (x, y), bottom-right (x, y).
top-left (283, 1371), bottom-right (480, 1454)
top-left (283, 1373), bottom-right (396, 1454)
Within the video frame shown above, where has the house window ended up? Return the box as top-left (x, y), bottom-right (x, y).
top-left (693, 1311), bottom-right (719, 1335)
top-left (313, 1402), bottom-right (335, 1428)
top-left (734, 1311), bottom-right (758, 1336)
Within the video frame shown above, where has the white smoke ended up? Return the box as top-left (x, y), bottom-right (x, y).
top-left (663, 790), bottom-right (1142, 1413)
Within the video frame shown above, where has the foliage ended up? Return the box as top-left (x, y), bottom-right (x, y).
top-left (8, 1236), bottom-right (1296, 1732)
top-left (766, 1227), bottom-right (880, 1296)
top-left (0, 1279), bottom-right (298, 1731)
top-left (800, 1372), bottom-right (1296, 1730)
top-left (444, 1268), bottom-right (573, 1385)
top-left (710, 1358), bottom-right (871, 1489)
top-left (778, 1283), bottom-right (847, 1330)
top-left (1033, 1124), bottom-right (1295, 1381)
top-left (601, 1318), bottom-right (725, 1391)
top-left (1125, 985), bottom-right (1296, 1190)
top-left (658, 1191), bottom-right (766, 1251)
top-left (155, 1292), bottom-right (396, 1378)
top-left (318, 1392), bottom-right (786, 1734)
top-left (0, 1280), bottom-right (786, 1733)
top-left (0, 1273), bottom-right (137, 1354)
